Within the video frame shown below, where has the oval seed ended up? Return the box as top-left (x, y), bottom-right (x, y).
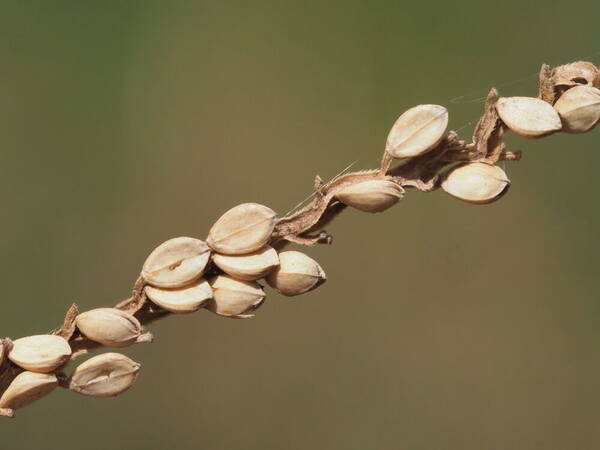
top-left (0, 372), bottom-right (57, 411)
top-left (206, 203), bottom-right (277, 255)
top-left (207, 275), bottom-right (266, 318)
top-left (441, 162), bottom-right (510, 205)
top-left (68, 353), bottom-right (140, 398)
top-left (145, 278), bottom-right (213, 314)
top-left (496, 97), bottom-right (562, 138)
top-left (76, 308), bottom-right (150, 347)
top-left (8, 335), bottom-right (71, 373)
top-left (212, 246), bottom-right (279, 281)
top-left (266, 251), bottom-right (326, 297)
top-left (142, 237), bottom-right (211, 288)
top-left (554, 85), bottom-right (600, 133)
top-left (336, 179), bottom-right (404, 213)
top-left (385, 104), bottom-right (449, 158)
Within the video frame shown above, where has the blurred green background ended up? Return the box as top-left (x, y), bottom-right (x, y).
top-left (1, 1), bottom-right (599, 449)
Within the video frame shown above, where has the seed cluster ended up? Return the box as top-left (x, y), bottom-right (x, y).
top-left (0, 60), bottom-right (598, 418)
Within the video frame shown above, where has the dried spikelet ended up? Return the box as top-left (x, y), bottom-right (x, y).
top-left (76, 308), bottom-right (152, 347)
top-left (554, 85), bottom-right (600, 133)
top-left (266, 251), bottom-right (326, 296)
top-left (207, 275), bottom-right (266, 318)
top-left (336, 179), bottom-right (404, 213)
top-left (145, 278), bottom-right (213, 314)
top-left (142, 237), bottom-right (211, 288)
top-left (385, 104), bottom-right (448, 158)
top-left (207, 203), bottom-right (277, 255)
top-left (441, 162), bottom-right (510, 204)
top-left (496, 97), bottom-right (562, 138)
top-left (8, 335), bottom-right (71, 373)
top-left (0, 372), bottom-right (57, 412)
top-left (68, 353), bottom-right (141, 398)
top-left (212, 246), bottom-right (279, 281)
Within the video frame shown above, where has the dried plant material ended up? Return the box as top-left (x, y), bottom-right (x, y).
top-left (441, 162), bottom-right (510, 204)
top-left (554, 85), bottom-right (600, 134)
top-left (336, 179), bottom-right (404, 213)
top-left (207, 275), bottom-right (266, 318)
top-left (8, 335), bottom-right (71, 373)
top-left (142, 237), bottom-right (211, 288)
top-left (552, 61), bottom-right (599, 89)
top-left (0, 372), bottom-right (57, 412)
top-left (266, 251), bottom-right (326, 296)
top-left (145, 278), bottom-right (213, 314)
top-left (207, 203), bottom-right (277, 255)
top-left (76, 308), bottom-right (151, 347)
top-left (213, 246), bottom-right (279, 281)
top-left (496, 97), bottom-right (562, 138)
top-left (385, 104), bottom-right (448, 158)
top-left (68, 353), bottom-right (140, 398)
top-left (3, 59), bottom-right (599, 418)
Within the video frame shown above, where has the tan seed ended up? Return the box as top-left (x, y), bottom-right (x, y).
top-left (142, 237), bottom-right (211, 288)
top-left (207, 203), bottom-right (277, 255)
top-left (496, 96), bottom-right (562, 138)
top-left (212, 246), bottom-right (279, 281)
top-left (8, 335), bottom-right (71, 373)
top-left (554, 85), bottom-right (600, 134)
top-left (0, 372), bottom-right (57, 411)
top-left (266, 251), bottom-right (326, 297)
top-left (336, 180), bottom-right (404, 213)
top-left (145, 278), bottom-right (213, 314)
top-left (76, 308), bottom-right (151, 347)
top-left (68, 353), bottom-right (141, 398)
top-left (207, 275), bottom-right (266, 318)
top-left (441, 162), bottom-right (510, 205)
top-left (552, 61), bottom-right (599, 89)
top-left (385, 104), bottom-right (448, 158)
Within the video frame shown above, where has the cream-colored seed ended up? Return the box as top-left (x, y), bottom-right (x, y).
top-left (385, 104), bottom-right (449, 158)
top-left (554, 85), bottom-right (600, 133)
top-left (0, 372), bottom-right (57, 411)
top-left (266, 251), bottom-right (326, 297)
top-left (207, 275), bottom-right (266, 318)
top-left (552, 61), bottom-right (599, 89)
top-left (142, 237), bottom-right (211, 288)
top-left (336, 180), bottom-right (404, 213)
top-left (212, 246), bottom-right (279, 281)
top-left (207, 203), bottom-right (277, 255)
top-left (145, 278), bottom-right (213, 314)
top-left (496, 96), bottom-right (562, 138)
top-left (68, 353), bottom-right (141, 398)
top-left (441, 162), bottom-right (510, 204)
top-left (76, 308), bottom-right (151, 347)
top-left (8, 335), bottom-right (71, 373)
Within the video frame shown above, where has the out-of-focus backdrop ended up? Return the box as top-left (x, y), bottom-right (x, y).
top-left (1, 1), bottom-right (599, 449)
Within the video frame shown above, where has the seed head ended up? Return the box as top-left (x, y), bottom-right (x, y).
top-left (142, 237), bottom-right (211, 288)
top-left (8, 335), bottom-right (71, 373)
top-left (0, 372), bottom-right (57, 412)
top-left (554, 85), bottom-right (600, 134)
top-left (68, 353), bottom-right (141, 398)
top-left (76, 308), bottom-right (150, 347)
top-left (441, 162), bottom-right (510, 204)
top-left (336, 179), bottom-right (404, 213)
top-left (207, 275), bottom-right (266, 318)
top-left (266, 251), bottom-right (326, 297)
top-left (496, 96), bottom-right (562, 138)
top-left (145, 278), bottom-right (213, 314)
top-left (207, 203), bottom-right (277, 255)
top-left (213, 246), bottom-right (279, 281)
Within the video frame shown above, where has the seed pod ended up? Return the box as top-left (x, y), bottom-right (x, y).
top-left (552, 61), bottom-right (599, 89)
top-left (212, 246), bottom-right (279, 281)
top-left (336, 180), bottom-right (404, 213)
top-left (207, 275), bottom-right (266, 318)
top-left (553, 85), bottom-right (600, 134)
top-left (266, 251), bottom-right (326, 297)
top-left (207, 203), bottom-right (277, 255)
top-left (8, 335), bottom-right (71, 373)
top-left (76, 308), bottom-right (151, 347)
top-left (0, 372), bottom-right (57, 411)
top-left (385, 104), bottom-right (448, 158)
top-left (142, 237), bottom-right (211, 288)
top-left (496, 97), bottom-right (562, 138)
top-left (145, 278), bottom-right (213, 314)
top-left (68, 353), bottom-right (141, 398)
top-left (441, 162), bottom-right (510, 205)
